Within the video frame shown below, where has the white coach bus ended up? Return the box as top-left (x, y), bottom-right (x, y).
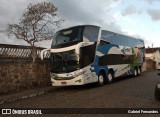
top-left (41, 25), bottom-right (145, 86)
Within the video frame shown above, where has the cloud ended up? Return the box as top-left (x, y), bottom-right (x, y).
top-left (0, 0), bottom-right (50, 46)
top-left (147, 8), bottom-right (160, 21)
top-left (122, 5), bottom-right (142, 16)
top-left (0, 0), bottom-right (124, 46)
top-left (145, 0), bottom-right (160, 4)
top-left (53, 0), bottom-right (123, 31)
top-left (0, 0), bottom-right (22, 28)
top-left (3, 0), bottom-right (144, 48)
top-left (0, 0), bottom-right (50, 29)
top-left (0, 0), bottom-right (123, 31)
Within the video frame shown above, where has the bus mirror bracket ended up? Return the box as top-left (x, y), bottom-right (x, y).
top-left (40, 48), bottom-right (50, 60)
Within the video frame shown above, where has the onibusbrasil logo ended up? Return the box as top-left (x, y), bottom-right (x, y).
top-left (1, 109), bottom-right (42, 115)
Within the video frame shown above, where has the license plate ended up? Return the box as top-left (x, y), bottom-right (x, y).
top-left (61, 82), bottom-right (67, 85)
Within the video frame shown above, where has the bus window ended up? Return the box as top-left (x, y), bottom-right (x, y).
top-left (101, 30), bottom-right (117, 44)
top-left (99, 40), bottom-right (110, 46)
top-left (80, 43), bottom-right (97, 67)
top-left (51, 27), bottom-right (82, 48)
top-left (83, 26), bottom-right (99, 42)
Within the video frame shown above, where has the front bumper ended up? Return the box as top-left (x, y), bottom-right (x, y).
top-left (51, 75), bottom-right (85, 86)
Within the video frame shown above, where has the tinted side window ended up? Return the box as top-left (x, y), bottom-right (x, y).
top-left (80, 43), bottom-right (97, 68)
top-left (83, 26), bottom-right (99, 42)
top-left (101, 30), bottom-right (117, 44)
top-left (99, 40), bottom-right (110, 46)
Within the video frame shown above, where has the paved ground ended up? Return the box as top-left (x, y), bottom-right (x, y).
top-left (1, 71), bottom-right (160, 116)
top-left (0, 86), bottom-right (54, 105)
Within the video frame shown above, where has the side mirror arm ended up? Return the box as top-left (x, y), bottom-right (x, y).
top-left (40, 48), bottom-right (50, 60)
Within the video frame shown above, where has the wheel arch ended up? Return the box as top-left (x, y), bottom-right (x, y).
top-left (108, 68), bottom-right (115, 77)
top-left (99, 69), bottom-right (107, 78)
top-left (98, 68), bottom-right (115, 79)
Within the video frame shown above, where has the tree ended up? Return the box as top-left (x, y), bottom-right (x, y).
top-left (5, 2), bottom-right (64, 62)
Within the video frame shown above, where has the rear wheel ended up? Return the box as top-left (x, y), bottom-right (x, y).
top-left (155, 83), bottom-right (160, 100)
top-left (107, 71), bottom-right (114, 84)
top-left (137, 67), bottom-right (141, 75)
top-left (133, 67), bottom-right (138, 77)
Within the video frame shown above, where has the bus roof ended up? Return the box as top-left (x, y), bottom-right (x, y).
top-left (57, 25), bottom-right (100, 32)
top-left (57, 25), bottom-right (144, 42)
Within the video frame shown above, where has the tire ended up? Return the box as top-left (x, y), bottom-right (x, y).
top-left (155, 83), bottom-right (160, 100)
top-left (137, 67), bottom-right (141, 75)
top-left (133, 67), bottom-right (138, 77)
top-left (97, 72), bottom-right (105, 86)
top-left (107, 71), bottom-right (114, 84)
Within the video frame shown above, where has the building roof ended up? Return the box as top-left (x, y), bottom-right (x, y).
top-left (146, 47), bottom-right (160, 53)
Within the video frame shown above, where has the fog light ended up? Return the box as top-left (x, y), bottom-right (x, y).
top-left (50, 73), bottom-right (58, 79)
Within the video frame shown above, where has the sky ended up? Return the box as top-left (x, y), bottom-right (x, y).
top-left (0, 0), bottom-right (160, 48)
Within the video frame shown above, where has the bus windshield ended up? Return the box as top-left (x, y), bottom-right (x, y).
top-left (50, 50), bottom-right (80, 73)
top-left (51, 27), bottom-right (82, 48)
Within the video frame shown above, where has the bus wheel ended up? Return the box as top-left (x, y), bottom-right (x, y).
top-left (133, 67), bottom-right (138, 77)
top-left (155, 83), bottom-right (160, 100)
top-left (137, 67), bottom-right (141, 75)
top-left (97, 72), bottom-right (105, 86)
top-left (107, 71), bottom-right (114, 84)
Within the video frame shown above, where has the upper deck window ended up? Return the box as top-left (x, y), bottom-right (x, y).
top-left (83, 26), bottom-right (99, 42)
top-left (101, 30), bottom-right (145, 47)
top-left (51, 27), bottom-right (82, 48)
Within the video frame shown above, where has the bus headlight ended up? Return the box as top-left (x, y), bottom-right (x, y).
top-left (50, 73), bottom-right (58, 79)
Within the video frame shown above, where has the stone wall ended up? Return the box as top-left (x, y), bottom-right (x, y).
top-left (0, 44), bottom-right (51, 94)
top-left (0, 60), bottom-right (51, 94)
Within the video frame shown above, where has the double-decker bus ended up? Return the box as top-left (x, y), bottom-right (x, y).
top-left (41, 25), bottom-right (145, 86)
